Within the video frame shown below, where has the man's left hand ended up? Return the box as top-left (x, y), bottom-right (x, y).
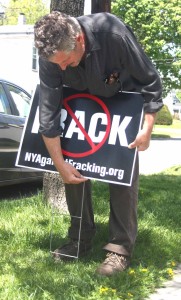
top-left (128, 128), bottom-right (151, 151)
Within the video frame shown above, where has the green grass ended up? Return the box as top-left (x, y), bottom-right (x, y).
top-left (152, 119), bottom-right (181, 138)
top-left (0, 166), bottom-right (181, 300)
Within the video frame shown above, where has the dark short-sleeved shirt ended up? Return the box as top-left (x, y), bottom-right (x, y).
top-left (38, 13), bottom-right (163, 137)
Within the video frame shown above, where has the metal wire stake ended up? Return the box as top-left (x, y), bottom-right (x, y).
top-left (49, 181), bottom-right (86, 259)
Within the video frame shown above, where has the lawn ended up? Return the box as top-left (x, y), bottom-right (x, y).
top-left (0, 165), bottom-right (181, 300)
top-left (152, 119), bottom-right (181, 138)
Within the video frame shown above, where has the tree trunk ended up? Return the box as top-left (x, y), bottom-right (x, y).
top-left (50, 0), bottom-right (84, 16)
top-left (91, 0), bottom-right (111, 13)
top-left (43, 172), bottom-right (68, 213)
top-left (43, 0), bottom-right (85, 212)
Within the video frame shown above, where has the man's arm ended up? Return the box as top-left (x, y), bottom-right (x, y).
top-left (128, 112), bottom-right (156, 151)
top-left (115, 24), bottom-right (162, 151)
top-left (42, 135), bottom-right (88, 184)
top-left (39, 58), bottom-right (87, 184)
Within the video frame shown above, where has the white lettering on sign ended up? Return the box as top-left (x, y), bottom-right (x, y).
top-left (108, 116), bottom-right (132, 146)
top-left (31, 107), bottom-right (39, 134)
top-left (60, 110), bottom-right (132, 146)
top-left (31, 108), bottom-right (133, 147)
top-left (88, 113), bottom-right (107, 142)
top-left (65, 110), bottom-right (85, 140)
top-left (65, 158), bottom-right (125, 180)
top-left (25, 152), bottom-right (54, 167)
top-left (60, 109), bottom-right (67, 136)
top-left (31, 107), bottom-right (68, 135)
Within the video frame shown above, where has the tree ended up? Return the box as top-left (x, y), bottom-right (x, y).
top-left (44, 0), bottom-right (111, 211)
top-left (155, 104), bottom-right (173, 125)
top-left (91, 0), bottom-right (111, 13)
top-left (112, 0), bottom-right (181, 94)
top-left (4, 0), bottom-right (49, 25)
top-left (43, 0), bottom-right (85, 212)
top-left (50, 0), bottom-right (84, 16)
top-left (176, 90), bottom-right (181, 101)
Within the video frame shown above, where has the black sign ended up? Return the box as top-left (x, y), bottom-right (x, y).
top-left (16, 86), bottom-right (144, 186)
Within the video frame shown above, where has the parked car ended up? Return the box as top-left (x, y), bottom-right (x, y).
top-left (0, 79), bottom-right (43, 186)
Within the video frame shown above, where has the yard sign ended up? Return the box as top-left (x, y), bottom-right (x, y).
top-left (16, 85), bottom-right (144, 186)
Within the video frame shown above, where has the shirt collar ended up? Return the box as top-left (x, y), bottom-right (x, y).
top-left (77, 15), bottom-right (101, 54)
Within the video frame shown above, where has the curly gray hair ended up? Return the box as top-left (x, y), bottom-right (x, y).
top-left (34, 11), bottom-right (82, 59)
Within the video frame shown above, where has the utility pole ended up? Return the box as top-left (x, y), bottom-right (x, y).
top-left (91, 0), bottom-right (111, 13)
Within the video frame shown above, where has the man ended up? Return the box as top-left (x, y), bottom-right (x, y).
top-left (34, 11), bottom-right (163, 276)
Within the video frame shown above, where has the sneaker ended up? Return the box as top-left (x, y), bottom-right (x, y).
top-left (96, 252), bottom-right (130, 276)
top-left (52, 240), bottom-right (92, 261)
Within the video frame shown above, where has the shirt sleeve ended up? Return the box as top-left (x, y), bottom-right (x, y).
top-left (117, 25), bottom-right (163, 113)
top-left (38, 57), bottom-right (63, 137)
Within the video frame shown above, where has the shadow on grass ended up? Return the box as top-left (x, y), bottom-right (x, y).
top-left (151, 135), bottom-right (181, 140)
top-left (151, 133), bottom-right (171, 139)
top-left (0, 181), bottom-right (43, 201)
top-left (138, 173), bottom-right (181, 228)
top-left (1, 172), bottom-right (180, 299)
top-left (47, 175), bottom-right (181, 264)
top-left (29, 173), bottom-right (180, 269)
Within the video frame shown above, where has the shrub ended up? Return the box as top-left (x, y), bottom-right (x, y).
top-left (155, 105), bottom-right (173, 125)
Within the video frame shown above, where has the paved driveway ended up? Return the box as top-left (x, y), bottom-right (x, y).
top-left (139, 138), bottom-right (181, 175)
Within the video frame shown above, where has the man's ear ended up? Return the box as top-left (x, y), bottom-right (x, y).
top-left (76, 33), bottom-right (84, 44)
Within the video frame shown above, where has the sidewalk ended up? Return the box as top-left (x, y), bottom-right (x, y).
top-left (139, 138), bottom-right (181, 300)
top-left (139, 138), bottom-right (181, 175)
top-left (146, 264), bottom-right (181, 300)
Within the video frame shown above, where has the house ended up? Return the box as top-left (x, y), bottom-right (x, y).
top-left (0, 0), bottom-right (94, 94)
top-left (0, 18), bottom-right (38, 94)
top-left (172, 103), bottom-right (181, 120)
top-left (163, 91), bottom-right (181, 120)
top-left (0, 1), bottom-right (92, 94)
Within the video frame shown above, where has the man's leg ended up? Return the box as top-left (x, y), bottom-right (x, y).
top-left (65, 180), bottom-right (96, 241)
top-left (96, 157), bottom-right (139, 275)
top-left (53, 180), bottom-right (96, 259)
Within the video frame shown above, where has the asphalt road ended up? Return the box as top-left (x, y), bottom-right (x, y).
top-left (139, 138), bottom-right (181, 175)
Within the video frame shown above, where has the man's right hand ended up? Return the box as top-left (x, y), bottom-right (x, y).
top-left (59, 161), bottom-right (88, 184)
top-left (42, 135), bottom-right (87, 184)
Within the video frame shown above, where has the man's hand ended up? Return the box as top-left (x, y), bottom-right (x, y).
top-left (128, 112), bottom-right (156, 152)
top-left (42, 135), bottom-right (87, 184)
top-left (59, 161), bottom-right (88, 184)
top-left (128, 128), bottom-right (151, 151)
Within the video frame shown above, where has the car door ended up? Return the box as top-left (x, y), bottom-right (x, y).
top-left (4, 82), bottom-right (43, 181)
top-left (0, 80), bottom-right (38, 185)
top-left (0, 82), bottom-right (25, 182)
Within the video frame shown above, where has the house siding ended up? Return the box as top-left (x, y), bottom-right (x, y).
top-left (0, 25), bottom-right (39, 94)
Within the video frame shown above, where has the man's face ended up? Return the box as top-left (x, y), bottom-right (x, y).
top-left (49, 34), bottom-right (85, 70)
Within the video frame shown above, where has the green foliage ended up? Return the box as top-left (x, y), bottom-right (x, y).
top-left (152, 119), bottom-right (181, 138)
top-left (0, 169), bottom-right (181, 299)
top-left (111, 0), bottom-right (181, 94)
top-left (176, 90), bottom-right (181, 101)
top-left (155, 104), bottom-right (173, 125)
top-left (4, 0), bottom-right (49, 25)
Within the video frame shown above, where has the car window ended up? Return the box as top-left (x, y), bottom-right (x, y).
top-left (6, 84), bottom-right (30, 117)
top-left (0, 83), bottom-right (11, 114)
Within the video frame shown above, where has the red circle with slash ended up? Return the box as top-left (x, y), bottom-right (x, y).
top-left (62, 93), bottom-right (111, 158)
